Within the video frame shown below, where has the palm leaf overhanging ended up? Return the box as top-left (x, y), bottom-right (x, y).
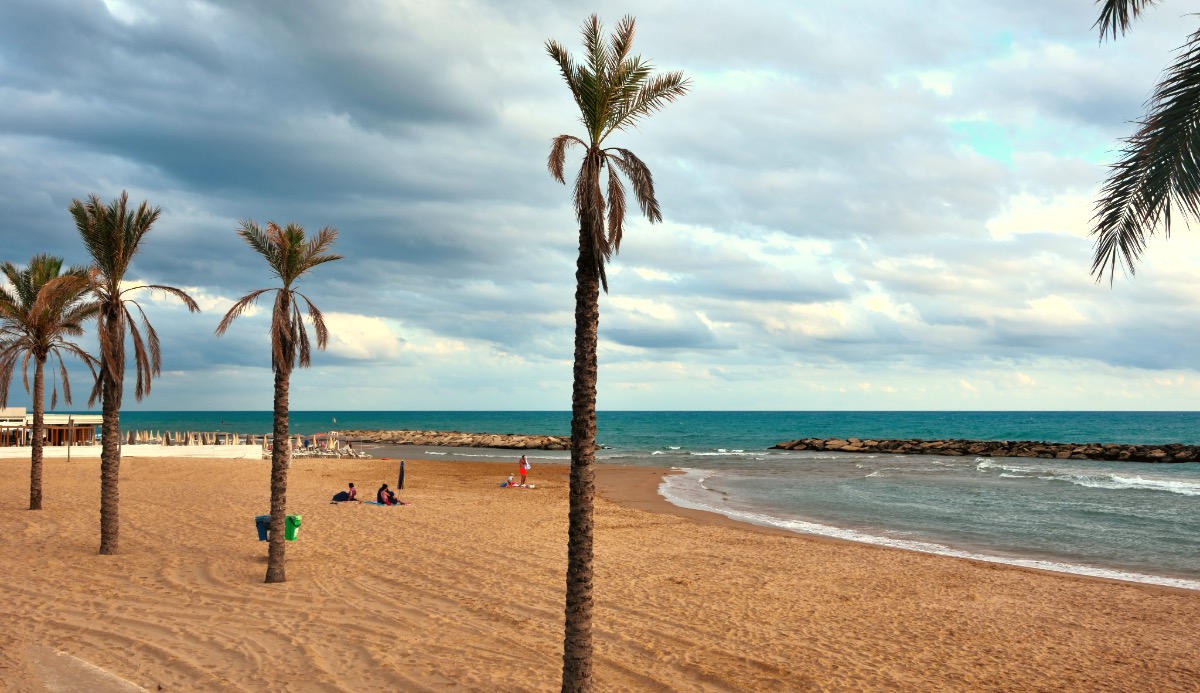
top-left (1091, 1), bottom-right (1200, 282)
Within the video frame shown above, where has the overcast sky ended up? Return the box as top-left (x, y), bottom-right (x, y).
top-left (3, 0), bottom-right (1200, 411)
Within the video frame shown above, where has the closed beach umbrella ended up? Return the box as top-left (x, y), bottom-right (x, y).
top-left (398, 460), bottom-right (405, 490)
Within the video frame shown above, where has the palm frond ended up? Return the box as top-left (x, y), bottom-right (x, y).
top-left (548, 135), bottom-right (586, 184)
top-left (1095, 0), bottom-right (1159, 41)
top-left (237, 219), bottom-right (280, 269)
top-left (607, 71), bottom-right (691, 137)
top-left (302, 227), bottom-right (343, 273)
top-left (0, 262), bottom-right (23, 302)
top-left (579, 15), bottom-right (612, 141)
top-left (0, 347), bottom-right (18, 407)
top-left (133, 284), bottom-right (202, 313)
top-left (581, 14), bottom-right (609, 85)
top-left (546, 40), bottom-right (586, 116)
top-left (95, 310), bottom-right (125, 386)
top-left (607, 15), bottom-right (637, 74)
top-left (297, 292), bottom-right (329, 351)
top-left (608, 148), bottom-right (662, 223)
top-left (0, 285), bottom-right (20, 321)
top-left (70, 194), bottom-right (118, 285)
top-left (1091, 25), bottom-right (1200, 281)
top-left (606, 163), bottom-right (627, 253)
top-left (271, 291), bottom-right (293, 371)
top-left (87, 367), bottom-right (102, 407)
top-left (215, 289), bottom-right (274, 336)
top-left (20, 351), bottom-right (31, 393)
top-left (143, 309), bottom-right (163, 375)
top-left (31, 272), bottom-right (91, 324)
top-left (572, 152), bottom-right (612, 286)
top-left (293, 300), bottom-right (313, 368)
top-left (125, 305), bottom-right (152, 401)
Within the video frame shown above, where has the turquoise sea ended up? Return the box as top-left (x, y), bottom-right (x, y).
top-left (109, 410), bottom-right (1200, 590)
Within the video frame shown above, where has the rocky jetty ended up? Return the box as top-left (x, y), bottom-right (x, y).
top-left (341, 429), bottom-right (570, 451)
top-left (772, 437), bottom-right (1200, 463)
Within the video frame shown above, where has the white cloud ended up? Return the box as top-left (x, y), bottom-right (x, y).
top-left (986, 192), bottom-right (1095, 241)
top-left (323, 313), bottom-right (402, 361)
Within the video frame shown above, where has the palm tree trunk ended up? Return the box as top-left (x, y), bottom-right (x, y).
top-left (562, 223), bottom-right (599, 692)
top-left (29, 357), bottom-right (45, 510)
top-left (265, 364), bottom-right (291, 583)
top-left (99, 315), bottom-right (124, 555)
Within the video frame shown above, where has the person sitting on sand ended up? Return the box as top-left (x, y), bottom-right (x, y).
top-left (332, 482), bottom-right (358, 503)
top-left (377, 483), bottom-right (406, 506)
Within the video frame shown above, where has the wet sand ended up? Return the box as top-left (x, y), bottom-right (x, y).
top-left (1, 455), bottom-right (1197, 691)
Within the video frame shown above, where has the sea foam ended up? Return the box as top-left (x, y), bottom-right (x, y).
top-left (658, 469), bottom-right (1200, 591)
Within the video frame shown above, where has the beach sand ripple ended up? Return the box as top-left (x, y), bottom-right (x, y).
top-left (1, 457), bottom-right (1197, 691)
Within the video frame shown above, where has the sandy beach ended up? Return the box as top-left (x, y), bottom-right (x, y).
top-left (2, 455), bottom-right (1198, 692)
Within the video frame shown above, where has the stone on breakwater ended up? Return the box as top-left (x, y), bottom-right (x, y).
top-left (340, 429), bottom-right (570, 451)
top-left (771, 437), bottom-right (1198, 463)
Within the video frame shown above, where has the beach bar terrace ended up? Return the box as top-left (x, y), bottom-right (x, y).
top-left (0, 409), bottom-right (264, 458)
top-left (0, 408), bottom-right (101, 447)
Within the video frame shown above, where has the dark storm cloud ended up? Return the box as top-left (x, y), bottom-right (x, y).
top-left (2, 0), bottom-right (1198, 408)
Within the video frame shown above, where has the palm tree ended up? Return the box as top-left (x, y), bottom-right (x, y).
top-left (70, 191), bottom-right (200, 555)
top-left (0, 255), bottom-right (98, 510)
top-left (216, 220), bottom-right (341, 584)
top-left (545, 15), bottom-right (689, 691)
top-left (1091, 1), bottom-right (1200, 280)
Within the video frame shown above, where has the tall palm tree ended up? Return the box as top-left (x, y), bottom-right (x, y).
top-left (216, 220), bottom-right (341, 584)
top-left (1091, 0), bottom-right (1200, 280)
top-left (70, 192), bottom-right (200, 555)
top-left (545, 15), bottom-right (689, 691)
top-left (0, 255), bottom-right (98, 510)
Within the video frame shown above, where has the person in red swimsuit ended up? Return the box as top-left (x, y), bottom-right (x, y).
top-left (518, 455), bottom-right (530, 486)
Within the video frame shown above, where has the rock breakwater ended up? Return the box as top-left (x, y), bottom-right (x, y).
top-left (772, 437), bottom-right (1200, 463)
top-left (342, 429), bottom-right (570, 450)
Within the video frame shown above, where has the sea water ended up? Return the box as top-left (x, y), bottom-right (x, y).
top-left (107, 410), bottom-right (1200, 589)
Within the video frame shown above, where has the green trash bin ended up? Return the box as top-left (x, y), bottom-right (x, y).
top-left (284, 514), bottom-right (302, 541)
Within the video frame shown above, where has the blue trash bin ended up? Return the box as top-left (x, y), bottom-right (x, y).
top-left (255, 514), bottom-right (271, 541)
